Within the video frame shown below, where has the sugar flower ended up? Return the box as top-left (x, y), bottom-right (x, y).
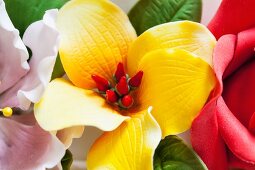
top-left (35, 0), bottom-right (217, 169)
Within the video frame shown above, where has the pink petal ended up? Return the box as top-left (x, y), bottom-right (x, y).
top-left (0, 0), bottom-right (29, 93)
top-left (217, 97), bottom-right (255, 164)
top-left (0, 10), bottom-right (59, 110)
top-left (191, 35), bottom-right (235, 170)
top-left (0, 114), bottom-right (65, 170)
top-left (208, 0), bottom-right (255, 39)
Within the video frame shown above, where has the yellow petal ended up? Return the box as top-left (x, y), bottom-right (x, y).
top-left (34, 78), bottom-right (129, 131)
top-left (57, 0), bottom-right (137, 89)
top-left (136, 49), bottom-right (216, 137)
top-left (87, 107), bottom-right (161, 170)
top-left (127, 21), bottom-right (216, 75)
top-left (56, 126), bottom-right (85, 148)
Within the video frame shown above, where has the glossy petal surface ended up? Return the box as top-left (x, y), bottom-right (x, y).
top-left (127, 21), bottom-right (216, 75)
top-left (34, 78), bottom-right (129, 131)
top-left (57, 0), bottom-right (136, 89)
top-left (87, 108), bottom-right (161, 170)
top-left (136, 49), bottom-right (216, 137)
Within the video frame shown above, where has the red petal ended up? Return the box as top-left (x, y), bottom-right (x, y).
top-left (191, 35), bottom-right (235, 170)
top-left (213, 35), bottom-right (236, 78)
top-left (249, 113), bottom-right (255, 134)
top-left (223, 58), bottom-right (255, 128)
top-left (224, 27), bottom-right (255, 77)
top-left (208, 0), bottom-right (255, 39)
top-left (229, 152), bottom-right (255, 170)
top-left (191, 100), bottom-right (228, 170)
top-left (217, 97), bottom-right (255, 164)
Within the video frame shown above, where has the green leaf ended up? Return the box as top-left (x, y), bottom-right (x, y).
top-left (61, 150), bottom-right (73, 170)
top-left (128, 0), bottom-right (202, 35)
top-left (51, 54), bottom-right (65, 80)
top-left (4, 0), bottom-right (69, 37)
top-left (154, 135), bottom-right (207, 170)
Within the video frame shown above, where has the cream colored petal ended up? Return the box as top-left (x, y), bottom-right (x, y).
top-left (57, 126), bottom-right (85, 148)
top-left (34, 78), bottom-right (129, 132)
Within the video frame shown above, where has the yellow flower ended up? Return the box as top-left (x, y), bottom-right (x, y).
top-left (34, 0), bottom-right (217, 169)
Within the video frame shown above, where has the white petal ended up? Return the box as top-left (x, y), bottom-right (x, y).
top-left (0, 9), bottom-right (59, 110)
top-left (0, 0), bottom-right (29, 93)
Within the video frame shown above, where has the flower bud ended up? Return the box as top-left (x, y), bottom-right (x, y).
top-left (114, 63), bottom-right (125, 82)
top-left (129, 71), bottom-right (143, 88)
top-left (115, 76), bottom-right (129, 95)
top-left (106, 90), bottom-right (118, 103)
top-left (91, 74), bottom-right (110, 92)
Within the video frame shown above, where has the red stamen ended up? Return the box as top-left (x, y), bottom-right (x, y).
top-left (106, 90), bottom-right (118, 103)
top-left (121, 95), bottom-right (134, 108)
top-left (116, 76), bottom-right (129, 95)
top-left (91, 74), bottom-right (110, 92)
top-left (129, 71), bottom-right (143, 87)
top-left (114, 63), bottom-right (125, 82)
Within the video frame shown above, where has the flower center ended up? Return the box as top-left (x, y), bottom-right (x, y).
top-left (91, 63), bottom-right (143, 109)
top-left (223, 58), bottom-right (255, 129)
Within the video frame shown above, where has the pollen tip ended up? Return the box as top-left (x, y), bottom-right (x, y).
top-left (2, 107), bottom-right (13, 117)
top-left (129, 70), bottom-right (143, 88)
top-left (120, 95), bottom-right (134, 109)
top-left (91, 74), bottom-right (110, 92)
top-left (114, 62), bottom-right (126, 82)
top-left (115, 76), bottom-right (129, 95)
top-left (106, 90), bottom-right (118, 103)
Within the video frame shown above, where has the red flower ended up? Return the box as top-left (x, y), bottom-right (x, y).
top-left (191, 0), bottom-right (255, 169)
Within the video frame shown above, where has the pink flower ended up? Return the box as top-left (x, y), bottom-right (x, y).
top-left (0, 1), bottom-right (65, 169)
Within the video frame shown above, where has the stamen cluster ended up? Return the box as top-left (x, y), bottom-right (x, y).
top-left (91, 63), bottom-right (143, 109)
